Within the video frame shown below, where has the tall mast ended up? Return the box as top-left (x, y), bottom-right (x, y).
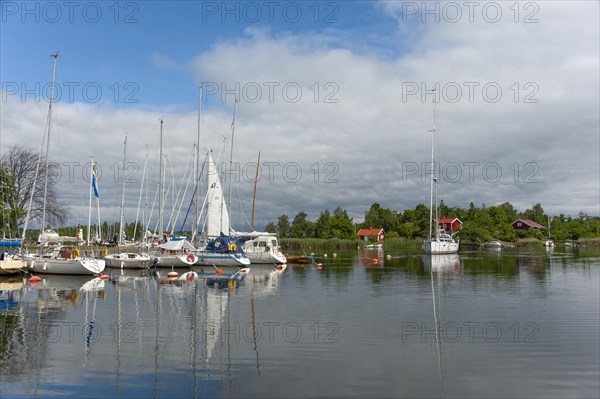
top-left (159, 118), bottom-right (165, 239)
top-left (87, 157), bottom-right (94, 245)
top-left (226, 100), bottom-right (238, 235)
top-left (40, 52), bottom-right (59, 235)
top-left (193, 85), bottom-right (202, 237)
top-left (428, 91), bottom-right (437, 241)
top-left (250, 151), bottom-right (261, 231)
top-left (118, 135), bottom-right (128, 245)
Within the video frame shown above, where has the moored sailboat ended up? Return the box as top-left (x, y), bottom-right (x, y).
top-left (422, 93), bottom-right (459, 255)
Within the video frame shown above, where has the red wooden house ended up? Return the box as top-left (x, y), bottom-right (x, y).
top-left (357, 227), bottom-right (385, 242)
top-left (511, 219), bottom-right (544, 231)
top-left (437, 218), bottom-right (462, 232)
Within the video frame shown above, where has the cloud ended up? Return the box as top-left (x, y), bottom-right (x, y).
top-left (2, 2), bottom-right (598, 231)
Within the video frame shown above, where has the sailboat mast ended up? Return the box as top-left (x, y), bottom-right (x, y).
top-left (250, 151), bottom-right (261, 231)
top-left (118, 135), bottom-right (128, 245)
top-left (159, 118), bottom-right (164, 239)
top-left (88, 156), bottom-right (94, 245)
top-left (193, 85), bottom-right (202, 238)
top-left (40, 52), bottom-right (59, 235)
top-left (226, 100), bottom-right (238, 234)
top-left (428, 92), bottom-right (436, 241)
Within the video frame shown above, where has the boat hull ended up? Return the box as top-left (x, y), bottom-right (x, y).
top-left (194, 251), bottom-right (251, 267)
top-left (0, 259), bottom-right (24, 275)
top-left (423, 240), bottom-right (459, 255)
top-left (25, 257), bottom-right (105, 275)
top-left (244, 250), bottom-right (287, 264)
top-left (105, 253), bottom-right (152, 269)
top-left (153, 254), bottom-right (195, 268)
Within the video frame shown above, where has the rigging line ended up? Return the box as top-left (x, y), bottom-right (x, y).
top-left (180, 152), bottom-right (208, 233)
top-left (167, 152), bottom-right (194, 236)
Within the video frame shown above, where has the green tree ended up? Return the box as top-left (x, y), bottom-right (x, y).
top-left (265, 221), bottom-right (277, 233)
top-left (523, 203), bottom-right (547, 226)
top-left (330, 207), bottom-right (354, 239)
top-left (277, 215), bottom-right (290, 238)
top-left (314, 209), bottom-right (332, 238)
top-left (290, 211), bottom-right (313, 238)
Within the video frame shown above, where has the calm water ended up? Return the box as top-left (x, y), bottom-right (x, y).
top-left (1, 248), bottom-right (599, 398)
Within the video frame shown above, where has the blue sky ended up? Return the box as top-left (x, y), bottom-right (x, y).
top-left (1, 1), bottom-right (599, 230)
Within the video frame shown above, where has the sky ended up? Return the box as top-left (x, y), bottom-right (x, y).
top-left (1, 0), bottom-right (599, 232)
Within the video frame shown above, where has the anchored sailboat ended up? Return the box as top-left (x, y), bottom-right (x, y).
top-left (422, 93), bottom-right (459, 255)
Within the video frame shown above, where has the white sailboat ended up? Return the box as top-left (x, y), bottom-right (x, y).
top-left (105, 136), bottom-right (152, 269)
top-left (193, 104), bottom-right (250, 270)
top-left (422, 94), bottom-right (459, 255)
top-left (23, 53), bottom-right (105, 276)
top-left (233, 231), bottom-right (287, 264)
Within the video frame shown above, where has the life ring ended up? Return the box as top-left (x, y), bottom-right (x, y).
top-left (186, 253), bottom-right (196, 263)
top-left (228, 243), bottom-right (237, 252)
top-left (72, 249), bottom-right (80, 258)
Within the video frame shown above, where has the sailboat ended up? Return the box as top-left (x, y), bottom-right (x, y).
top-left (105, 136), bottom-right (152, 269)
top-left (545, 215), bottom-right (555, 249)
top-left (193, 152), bottom-right (250, 269)
top-left (422, 94), bottom-right (459, 255)
top-left (232, 152), bottom-right (287, 265)
top-left (23, 53), bottom-right (105, 276)
top-left (192, 103), bottom-right (250, 271)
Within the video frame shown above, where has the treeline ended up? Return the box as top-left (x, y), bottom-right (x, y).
top-left (265, 202), bottom-right (600, 244)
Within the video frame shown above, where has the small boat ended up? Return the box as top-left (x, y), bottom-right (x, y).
top-left (153, 239), bottom-right (198, 268)
top-left (24, 246), bottom-right (105, 276)
top-left (545, 240), bottom-right (555, 248)
top-left (105, 252), bottom-right (152, 269)
top-left (285, 255), bottom-right (311, 264)
top-left (0, 240), bottom-right (24, 275)
top-left (234, 232), bottom-right (287, 264)
top-left (484, 241), bottom-right (503, 249)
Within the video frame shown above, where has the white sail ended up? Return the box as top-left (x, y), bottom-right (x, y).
top-left (206, 153), bottom-right (229, 238)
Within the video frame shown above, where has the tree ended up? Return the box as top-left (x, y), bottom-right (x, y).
top-left (331, 207), bottom-right (354, 239)
top-left (1, 146), bottom-right (69, 232)
top-left (290, 211), bottom-right (314, 238)
top-left (265, 221), bottom-right (277, 233)
top-left (523, 203), bottom-right (546, 226)
top-left (277, 215), bottom-right (290, 238)
top-left (314, 209), bottom-right (332, 238)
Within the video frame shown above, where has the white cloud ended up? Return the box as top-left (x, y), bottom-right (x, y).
top-left (2, 1), bottom-right (598, 231)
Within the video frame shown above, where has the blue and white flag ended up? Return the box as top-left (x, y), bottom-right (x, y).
top-left (91, 165), bottom-right (99, 198)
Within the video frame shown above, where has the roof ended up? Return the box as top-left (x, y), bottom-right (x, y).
top-left (512, 219), bottom-right (545, 229)
top-left (357, 228), bottom-right (384, 236)
top-left (438, 217), bottom-right (462, 224)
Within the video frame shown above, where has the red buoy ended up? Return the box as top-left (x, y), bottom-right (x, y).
top-left (372, 258), bottom-right (379, 265)
top-left (167, 271), bottom-right (178, 278)
top-left (316, 263), bottom-right (323, 269)
top-left (99, 274), bottom-right (109, 281)
top-left (276, 264), bottom-right (283, 270)
top-left (216, 268), bottom-right (223, 275)
top-left (28, 276), bottom-right (42, 284)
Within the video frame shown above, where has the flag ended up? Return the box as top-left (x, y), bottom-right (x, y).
top-left (92, 165), bottom-right (99, 198)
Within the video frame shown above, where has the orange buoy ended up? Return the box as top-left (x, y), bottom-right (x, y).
top-left (167, 271), bottom-right (178, 278)
top-left (316, 263), bottom-right (323, 269)
top-left (276, 264), bottom-right (283, 270)
top-left (28, 276), bottom-right (42, 284)
top-left (99, 274), bottom-right (109, 281)
top-left (372, 258), bottom-right (379, 265)
top-left (215, 268), bottom-right (223, 275)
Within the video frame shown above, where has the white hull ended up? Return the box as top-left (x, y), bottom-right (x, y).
top-left (154, 254), bottom-right (196, 268)
top-left (105, 253), bottom-right (152, 269)
top-left (25, 256), bottom-right (105, 275)
top-left (194, 251), bottom-right (251, 267)
top-left (244, 250), bottom-right (287, 264)
top-left (423, 240), bottom-right (459, 255)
